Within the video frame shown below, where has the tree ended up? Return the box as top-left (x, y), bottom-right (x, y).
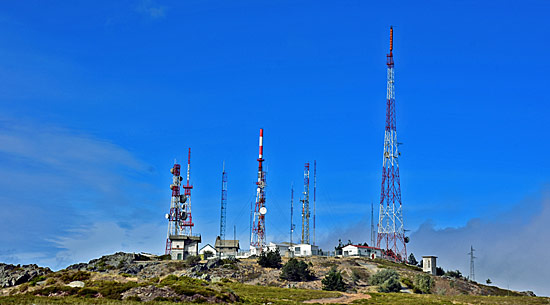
top-left (322, 267), bottom-right (347, 291)
top-left (203, 250), bottom-right (214, 259)
top-left (435, 267), bottom-right (445, 276)
top-left (257, 250), bottom-right (282, 268)
top-left (280, 258), bottom-right (314, 281)
top-left (486, 278), bottom-right (492, 284)
top-left (408, 253), bottom-right (418, 266)
top-left (370, 269), bottom-right (401, 293)
top-left (413, 273), bottom-right (434, 294)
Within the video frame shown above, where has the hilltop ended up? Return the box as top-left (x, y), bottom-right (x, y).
top-left (0, 252), bottom-right (547, 304)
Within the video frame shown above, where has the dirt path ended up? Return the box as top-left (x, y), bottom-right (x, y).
top-left (303, 292), bottom-right (371, 304)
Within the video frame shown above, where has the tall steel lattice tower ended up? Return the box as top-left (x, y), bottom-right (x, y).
top-left (301, 163), bottom-right (310, 244)
top-left (180, 148), bottom-right (194, 235)
top-left (251, 129), bottom-right (267, 250)
top-left (219, 162), bottom-right (228, 240)
top-left (165, 161), bottom-right (186, 254)
top-left (377, 27), bottom-right (407, 262)
top-left (468, 246), bottom-right (476, 281)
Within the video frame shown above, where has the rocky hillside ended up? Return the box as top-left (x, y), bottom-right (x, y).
top-left (0, 252), bottom-right (543, 304)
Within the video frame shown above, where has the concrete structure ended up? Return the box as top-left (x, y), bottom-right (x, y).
top-left (169, 234), bottom-right (201, 260)
top-left (422, 256), bottom-right (437, 275)
top-left (290, 243), bottom-right (319, 257)
top-left (342, 245), bottom-right (382, 259)
top-left (199, 244), bottom-right (217, 258)
top-left (215, 236), bottom-right (239, 257)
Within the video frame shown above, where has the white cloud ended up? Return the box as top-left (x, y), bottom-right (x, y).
top-left (136, 0), bottom-right (166, 19)
top-left (408, 191), bottom-right (550, 296)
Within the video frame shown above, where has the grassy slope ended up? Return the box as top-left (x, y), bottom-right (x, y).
top-left (1, 284), bottom-right (549, 305)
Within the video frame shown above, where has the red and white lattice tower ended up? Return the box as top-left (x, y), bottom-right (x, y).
top-left (180, 148), bottom-right (194, 235)
top-left (376, 27), bottom-right (407, 262)
top-left (251, 129), bottom-right (267, 251)
top-left (165, 162), bottom-right (185, 254)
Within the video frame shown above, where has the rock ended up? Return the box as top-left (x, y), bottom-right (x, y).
top-left (67, 281), bottom-right (85, 288)
top-left (0, 263), bottom-right (51, 288)
top-left (211, 276), bottom-right (222, 283)
top-left (206, 258), bottom-right (221, 269)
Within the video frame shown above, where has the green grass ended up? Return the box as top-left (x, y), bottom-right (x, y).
top-left (354, 293), bottom-right (550, 305)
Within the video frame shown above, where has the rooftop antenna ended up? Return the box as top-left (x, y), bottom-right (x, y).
top-left (468, 245), bottom-right (476, 281)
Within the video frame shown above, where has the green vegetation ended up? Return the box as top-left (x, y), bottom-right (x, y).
top-left (185, 255), bottom-right (201, 267)
top-left (52, 270), bottom-right (91, 283)
top-left (321, 267), bottom-right (347, 291)
top-left (408, 253), bottom-right (418, 265)
top-left (413, 273), bottom-right (434, 294)
top-left (280, 258), bottom-right (314, 281)
top-left (445, 269), bottom-right (463, 279)
top-left (257, 250), bottom-right (282, 268)
top-left (370, 269), bottom-right (401, 292)
top-left (29, 275), bottom-right (46, 286)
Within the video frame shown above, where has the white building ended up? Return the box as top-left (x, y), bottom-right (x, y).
top-left (169, 234), bottom-right (201, 260)
top-left (265, 242), bottom-right (291, 256)
top-left (422, 256), bottom-right (437, 275)
top-left (199, 244), bottom-right (217, 258)
top-left (290, 244), bottom-right (319, 257)
top-left (341, 245), bottom-right (382, 259)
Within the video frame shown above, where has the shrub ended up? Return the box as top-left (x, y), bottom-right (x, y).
top-left (445, 269), bottom-right (462, 279)
top-left (257, 250), bottom-right (282, 268)
top-left (413, 273), bottom-right (434, 294)
top-left (436, 267), bottom-right (445, 276)
top-left (371, 269), bottom-right (401, 293)
top-left (158, 254), bottom-right (172, 260)
top-left (379, 277), bottom-right (401, 292)
top-left (322, 267), bottom-right (346, 291)
top-left (126, 295), bottom-right (142, 301)
top-left (401, 277), bottom-right (413, 288)
top-left (29, 275), bottom-right (46, 286)
top-left (185, 255), bottom-right (201, 267)
top-left (160, 275), bottom-right (179, 286)
top-left (77, 288), bottom-right (99, 298)
top-left (59, 270), bottom-right (91, 283)
top-left (280, 258), bottom-right (314, 281)
top-left (86, 280), bottom-right (139, 300)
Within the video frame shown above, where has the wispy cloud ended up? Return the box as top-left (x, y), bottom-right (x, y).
top-left (0, 118), bottom-right (159, 269)
top-left (136, 0), bottom-right (166, 19)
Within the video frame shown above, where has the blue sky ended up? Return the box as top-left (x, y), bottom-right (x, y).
top-left (1, 0), bottom-right (549, 296)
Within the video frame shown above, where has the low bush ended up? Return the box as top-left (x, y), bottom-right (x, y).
top-left (322, 267), bottom-right (347, 291)
top-left (185, 255), bottom-right (201, 267)
top-left (371, 269), bottom-right (401, 292)
top-left (85, 280), bottom-right (139, 300)
top-left (29, 275), bottom-right (46, 286)
top-left (280, 258), bottom-right (314, 281)
top-left (445, 269), bottom-right (463, 279)
top-left (413, 273), bottom-right (434, 294)
top-left (58, 270), bottom-right (91, 283)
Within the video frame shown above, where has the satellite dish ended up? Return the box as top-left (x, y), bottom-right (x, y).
top-left (260, 207), bottom-right (267, 215)
top-left (404, 236), bottom-right (410, 243)
top-left (181, 211), bottom-right (188, 220)
top-left (180, 195), bottom-right (187, 203)
top-left (165, 213), bottom-right (170, 219)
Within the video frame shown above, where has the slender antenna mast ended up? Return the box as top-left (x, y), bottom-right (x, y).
top-left (468, 246), bottom-right (476, 281)
top-left (301, 163), bottom-right (310, 244)
top-left (313, 160), bottom-right (317, 246)
top-left (371, 201), bottom-right (375, 246)
top-left (180, 148), bottom-right (194, 235)
top-left (290, 183), bottom-right (294, 248)
top-left (219, 162), bottom-right (228, 240)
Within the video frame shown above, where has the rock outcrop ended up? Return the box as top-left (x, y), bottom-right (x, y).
top-left (0, 263), bottom-right (51, 288)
